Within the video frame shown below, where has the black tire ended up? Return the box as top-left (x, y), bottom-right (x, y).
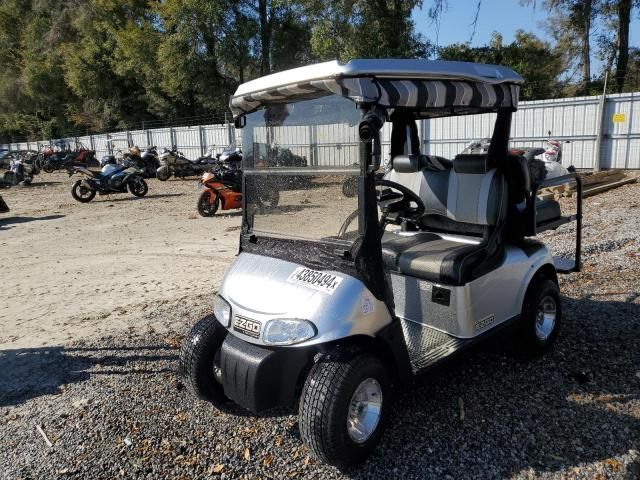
top-left (71, 180), bottom-right (96, 203)
top-left (179, 314), bottom-right (230, 405)
top-left (516, 278), bottom-right (562, 356)
top-left (299, 352), bottom-right (390, 467)
top-left (342, 177), bottom-right (357, 197)
top-left (197, 190), bottom-right (219, 217)
top-left (43, 164), bottom-right (54, 173)
top-left (156, 166), bottom-right (171, 181)
top-left (3, 171), bottom-right (16, 186)
top-left (128, 177), bottom-right (148, 197)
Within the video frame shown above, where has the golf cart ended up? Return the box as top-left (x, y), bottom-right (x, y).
top-left (180, 59), bottom-right (583, 467)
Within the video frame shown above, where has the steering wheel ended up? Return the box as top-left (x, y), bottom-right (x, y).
top-left (336, 178), bottom-right (426, 239)
top-left (376, 179), bottom-right (425, 227)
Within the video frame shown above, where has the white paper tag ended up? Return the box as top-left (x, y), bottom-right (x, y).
top-left (287, 267), bottom-right (343, 294)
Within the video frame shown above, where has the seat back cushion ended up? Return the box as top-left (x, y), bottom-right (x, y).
top-left (385, 153), bottom-right (505, 230)
top-left (385, 168), bottom-right (449, 218)
top-left (446, 154), bottom-right (505, 226)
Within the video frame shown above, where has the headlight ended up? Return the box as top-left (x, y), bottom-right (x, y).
top-left (213, 295), bottom-right (232, 327)
top-left (263, 319), bottom-right (316, 345)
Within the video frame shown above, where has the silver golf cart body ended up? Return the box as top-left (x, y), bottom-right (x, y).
top-left (214, 59), bottom-right (579, 377)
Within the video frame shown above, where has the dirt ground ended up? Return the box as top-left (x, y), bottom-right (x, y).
top-left (0, 172), bottom-right (241, 349)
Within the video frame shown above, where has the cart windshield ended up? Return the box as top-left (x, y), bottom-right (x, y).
top-left (241, 95), bottom-right (362, 245)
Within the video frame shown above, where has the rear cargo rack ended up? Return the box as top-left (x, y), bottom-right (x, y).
top-left (531, 172), bottom-right (583, 273)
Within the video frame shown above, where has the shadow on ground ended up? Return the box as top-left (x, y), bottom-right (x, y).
top-left (106, 193), bottom-right (185, 202)
top-left (0, 344), bottom-right (178, 407)
top-left (0, 214), bottom-right (65, 229)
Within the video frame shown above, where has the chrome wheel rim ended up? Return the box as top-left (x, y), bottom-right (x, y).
top-left (535, 295), bottom-right (557, 341)
top-left (347, 378), bottom-right (383, 444)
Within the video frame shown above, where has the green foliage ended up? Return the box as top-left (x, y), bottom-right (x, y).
top-left (439, 31), bottom-right (566, 100)
top-left (306, 0), bottom-right (430, 60)
top-left (0, 0), bottom-right (637, 142)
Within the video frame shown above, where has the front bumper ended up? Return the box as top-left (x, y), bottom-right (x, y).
top-left (220, 333), bottom-right (314, 412)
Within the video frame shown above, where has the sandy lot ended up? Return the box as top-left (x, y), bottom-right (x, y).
top-left (0, 173), bottom-right (241, 349)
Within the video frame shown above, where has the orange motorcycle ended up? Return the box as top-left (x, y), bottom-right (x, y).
top-left (197, 168), bottom-right (243, 217)
top-left (196, 165), bottom-right (279, 217)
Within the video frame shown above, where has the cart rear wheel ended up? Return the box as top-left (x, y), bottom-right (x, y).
top-left (517, 278), bottom-right (561, 355)
top-left (299, 353), bottom-right (390, 467)
top-left (179, 314), bottom-right (229, 405)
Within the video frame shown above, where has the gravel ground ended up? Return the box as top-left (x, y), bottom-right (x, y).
top-left (1, 182), bottom-right (639, 479)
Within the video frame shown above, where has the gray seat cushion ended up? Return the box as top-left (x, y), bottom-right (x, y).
top-left (382, 232), bottom-right (497, 285)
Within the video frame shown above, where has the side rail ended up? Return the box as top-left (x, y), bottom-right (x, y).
top-left (530, 171), bottom-right (582, 274)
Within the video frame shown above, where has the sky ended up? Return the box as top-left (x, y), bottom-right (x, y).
top-left (412, 1), bottom-right (640, 74)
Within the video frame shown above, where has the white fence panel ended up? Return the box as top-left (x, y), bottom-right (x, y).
top-left (5, 91), bottom-right (640, 170)
top-left (602, 93), bottom-right (640, 169)
top-left (92, 135), bottom-right (110, 158)
top-left (149, 128), bottom-right (173, 151)
top-left (129, 130), bottom-right (148, 148)
top-left (203, 124), bottom-right (235, 155)
top-left (174, 126), bottom-right (203, 159)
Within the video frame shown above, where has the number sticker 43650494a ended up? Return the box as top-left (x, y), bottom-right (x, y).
top-left (287, 267), bottom-right (343, 294)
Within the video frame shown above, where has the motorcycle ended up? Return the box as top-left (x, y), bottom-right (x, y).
top-left (70, 157), bottom-right (148, 203)
top-left (118, 146), bottom-right (159, 178)
top-left (41, 141), bottom-right (96, 173)
top-left (197, 165), bottom-right (244, 217)
top-left (3, 152), bottom-right (39, 185)
top-left (197, 160), bottom-right (278, 217)
top-left (156, 147), bottom-right (209, 181)
top-left (216, 145), bottom-right (242, 166)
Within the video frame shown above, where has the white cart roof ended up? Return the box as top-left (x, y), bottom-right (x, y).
top-left (230, 59), bottom-right (524, 118)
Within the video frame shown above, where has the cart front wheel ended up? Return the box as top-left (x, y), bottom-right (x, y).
top-left (299, 352), bottom-right (390, 467)
top-left (179, 314), bottom-right (229, 405)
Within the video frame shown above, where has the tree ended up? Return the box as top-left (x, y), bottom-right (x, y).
top-left (305, 0), bottom-right (429, 60)
top-left (613, 0), bottom-right (633, 92)
top-left (439, 31), bottom-right (566, 100)
top-left (522, 0), bottom-right (598, 88)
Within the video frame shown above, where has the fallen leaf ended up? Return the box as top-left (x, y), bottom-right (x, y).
top-left (275, 436), bottom-right (284, 447)
top-left (604, 458), bottom-right (622, 471)
top-left (213, 464), bottom-right (224, 473)
top-left (244, 448), bottom-right (251, 461)
top-left (263, 454), bottom-right (273, 466)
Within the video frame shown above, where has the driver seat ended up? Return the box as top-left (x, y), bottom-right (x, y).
top-left (382, 154), bottom-right (506, 286)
